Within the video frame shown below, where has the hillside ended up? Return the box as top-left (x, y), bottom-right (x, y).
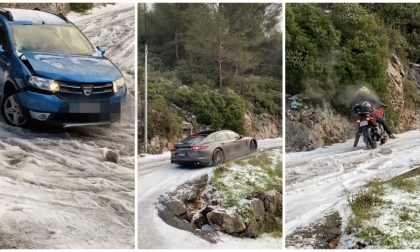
top-left (138, 3), bottom-right (282, 153)
top-left (286, 3), bottom-right (420, 151)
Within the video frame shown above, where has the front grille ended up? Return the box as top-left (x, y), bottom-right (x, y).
top-left (58, 81), bottom-right (113, 99)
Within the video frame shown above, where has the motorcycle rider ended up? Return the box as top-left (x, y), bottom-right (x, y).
top-left (351, 86), bottom-right (396, 141)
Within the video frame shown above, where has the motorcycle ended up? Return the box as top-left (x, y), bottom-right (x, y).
top-left (353, 104), bottom-right (389, 149)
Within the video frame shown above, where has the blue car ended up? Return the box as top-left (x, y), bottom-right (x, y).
top-left (0, 8), bottom-right (127, 128)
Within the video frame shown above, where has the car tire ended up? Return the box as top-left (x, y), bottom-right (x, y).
top-left (1, 91), bottom-right (29, 128)
top-left (212, 149), bottom-right (225, 166)
top-left (249, 140), bottom-right (257, 153)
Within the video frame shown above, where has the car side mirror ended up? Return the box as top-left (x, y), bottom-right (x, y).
top-left (97, 46), bottom-right (106, 56)
top-left (0, 45), bottom-right (5, 54)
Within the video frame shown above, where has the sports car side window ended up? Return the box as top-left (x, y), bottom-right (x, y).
top-left (226, 131), bottom-right (240, 140)
top-left (215, 132), bottom-right (229, 142)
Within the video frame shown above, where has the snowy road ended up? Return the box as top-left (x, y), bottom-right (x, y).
top-left (285, 130), bottom-right (420, 239)
top-left (138, 138), bottom-right (282, 249)
top-left (0, 4), bottom-right (135, 249)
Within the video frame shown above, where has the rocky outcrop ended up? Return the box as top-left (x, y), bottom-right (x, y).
top-left (286, 102), bottom-right (354, 152)
top-left (244, 111), bottom-right (282, 139)
top-left (157, 175), bottom-right (282, 241)
top-left (391, 55), bottom-right (420, 131)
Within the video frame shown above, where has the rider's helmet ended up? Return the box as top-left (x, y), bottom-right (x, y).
top-left (356, 86), bottom-right (371, 98)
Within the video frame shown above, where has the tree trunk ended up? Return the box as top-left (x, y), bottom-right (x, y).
top-left (218, 58), bottom-right (223, 88)
top-left (175, 29), bottom-right (179, 64)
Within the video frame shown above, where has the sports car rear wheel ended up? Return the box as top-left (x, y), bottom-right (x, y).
top-left (212, 149), bottom-right (225, 166)
top-left (250, 140), bottom-right (257, 153)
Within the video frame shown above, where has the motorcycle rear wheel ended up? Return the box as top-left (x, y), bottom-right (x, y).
top-left (363, 127), bottom-right (377, 149)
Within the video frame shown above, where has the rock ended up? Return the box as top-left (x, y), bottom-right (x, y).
top-left (245, 218), bottom-right (260, 238)
top-left (264, 213), bottom-right (279, 230)
top-left (175, 174), bottom-right (208, 204)
top-left (256, 190), bottom-right (282, 215)
top-left (104, 150), bottom-right (119, 164)
top-left (250, 199), bottom-right (265, 221)
top-left (207, 210), bottom-right (246, 234)
top-left (192, 213), bottom-right (206, 229)
top-left (191, 205), bottom-right (214, 228)
top-left (166, 199), bottom-right (187, 216)
top-left (286, 102), bottom-right (353, 152)
top-left (244, 111), bottom-right (281, 139)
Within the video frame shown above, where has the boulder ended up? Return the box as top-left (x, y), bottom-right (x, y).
top-left (166, 199), bottom-right (187, 216)
top-left (207, 210), bottom-right (246, 234)
top-left (250, 199), bottom-right (265, 221)
top-left (245, 218), bottom-right (260, 238)
top-left (256, 190), bottom-right (282, 215)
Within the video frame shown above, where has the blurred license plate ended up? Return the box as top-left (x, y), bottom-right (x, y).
top-left (69, 103), bottom-right (101, 113)
top-left (360, 120), bottom-right (368, 127)
top-left (178, 153), bottom-right (186, 157)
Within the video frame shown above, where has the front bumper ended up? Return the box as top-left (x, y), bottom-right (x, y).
top-left (17, 88), bottom-right (126, 125)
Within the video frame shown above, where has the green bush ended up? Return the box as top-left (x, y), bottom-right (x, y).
top-left (70, 3), bottom-right (94, 13)
top-left (138, 72), bottom-right (182, 142)
top-left (172, 85), bottom-right (246, 134)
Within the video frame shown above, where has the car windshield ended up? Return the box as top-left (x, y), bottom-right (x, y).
top-left (12, 24), bottom-right (94, 55)
top-left (179, 135), bottom-right (206, 144)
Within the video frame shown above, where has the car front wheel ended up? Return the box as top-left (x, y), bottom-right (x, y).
top-left (2, 92), bottom-right (29, 127)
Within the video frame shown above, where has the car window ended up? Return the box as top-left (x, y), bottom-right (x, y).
top-left (226, 131), bottom-right (240, 140)
top-left (180, 134), bottom-right (206, 144)
top-left (214, 132), bottom-right (229, 142)
top-left (0, 24), bottom-right (9, 52)
top-left (12, 24), bottom-right (94, 55)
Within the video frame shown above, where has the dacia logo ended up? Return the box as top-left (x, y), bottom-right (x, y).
top-left (82, 85), bottom-right (93, 96)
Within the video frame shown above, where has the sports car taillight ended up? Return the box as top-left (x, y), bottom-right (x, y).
top-left (192, 145), bottom-right (208, 151)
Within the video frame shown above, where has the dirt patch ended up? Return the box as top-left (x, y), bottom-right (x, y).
top-left (286, 211), bottom-right (342, 249)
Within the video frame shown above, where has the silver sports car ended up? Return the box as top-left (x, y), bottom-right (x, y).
top-left (170, 130), bottom-right (258, 167)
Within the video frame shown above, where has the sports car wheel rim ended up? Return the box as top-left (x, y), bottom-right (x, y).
top-left (215, 151), bottom-right (223, 165)
top-left (4, 95), bottom-right (26, 126)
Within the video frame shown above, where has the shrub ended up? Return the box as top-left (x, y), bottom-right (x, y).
top-left (70, 3), bottom-right (94, 13)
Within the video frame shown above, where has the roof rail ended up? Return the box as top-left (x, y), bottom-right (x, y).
top-left (0, 9), bottom-right (13, 21)
top-left (33, 8), bottom-right (69, 23)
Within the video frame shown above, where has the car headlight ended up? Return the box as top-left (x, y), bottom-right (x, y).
top-left (113, 77), bottom-right (125, 93)
top-left (28, 76), bottom-right (59, 93)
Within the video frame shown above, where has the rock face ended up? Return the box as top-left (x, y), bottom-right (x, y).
top-left (0, 3), bottom-right (71, 14)
top-left (389, 55), bottom-right (420, 132)
top-left (286, 102), bottom-right (354, 152)
top-left (206, 210), bottom-right (246, 234)
top-left (244, 111), bottom-right (282, 139)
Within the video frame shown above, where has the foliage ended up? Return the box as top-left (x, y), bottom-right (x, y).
top-left (69, 3), bottom-right (93, 13)
top-left (172, 85), bottom-right (246, 134)
top-left (139, 4), bottom-right (282, 142)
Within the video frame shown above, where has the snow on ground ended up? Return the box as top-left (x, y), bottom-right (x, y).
top-left (0, 4), bottom-right (135, 249)
top-left (138, 138), bottom-right (282, 249)
top-left (285, 130), bottom-right (420, 246)
top-left (340, 173), bottom-right (419, 249)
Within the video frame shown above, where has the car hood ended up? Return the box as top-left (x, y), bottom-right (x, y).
top-left (23, 51), bottom-right (122, 83)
